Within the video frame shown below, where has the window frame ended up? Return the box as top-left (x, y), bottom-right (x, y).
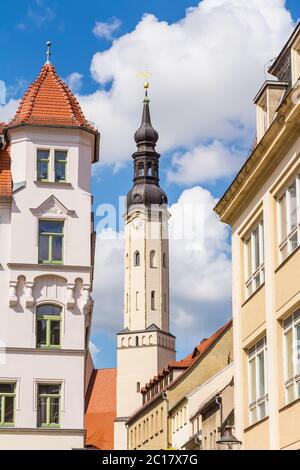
top-left (36, 148), bottom-right (68, 183)
top-left (37, 383), bottom-right (61, 428)
top-left (277, 174), bottom-right (300, 263)
top-left (244, 220), bottom-right (265, 299)
top-left (36, 304), bottom-right (62, 349)
top-left (134, 251), bottom-right (140, 267)
top-left (248, 337), bottom-right (268, 425)
top-left (38, 220), bottom-right (64, 264)
top-left (54, 150), bottom-right (68, 183)
top-left (0, 383), bottom-right (16, 427)
top-left (37, 149), bottom-right (50, 182)
top-left (283, 310), bottom-right (300, 404)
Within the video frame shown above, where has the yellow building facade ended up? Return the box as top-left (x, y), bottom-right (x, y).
top-left (215, 24), bottom-right (300, 450)
top-left (126, 322), bottom-right (233, 450)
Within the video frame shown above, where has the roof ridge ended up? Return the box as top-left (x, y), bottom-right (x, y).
top-left (13, 64), bottom-right (48, 124)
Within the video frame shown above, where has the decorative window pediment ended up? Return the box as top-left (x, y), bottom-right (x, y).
top-left (30, 195), bottom-right (75, 218)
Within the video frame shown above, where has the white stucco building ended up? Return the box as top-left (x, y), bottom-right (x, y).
top-left (114, 86), bottom-right (176, 449)
top-left (0, 50), bottom-right (99, 449)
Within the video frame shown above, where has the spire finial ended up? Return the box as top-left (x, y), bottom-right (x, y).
top-left (138, 70), bottom-right (151, 103)
top-left (46, 41), bottom-right (52, 64)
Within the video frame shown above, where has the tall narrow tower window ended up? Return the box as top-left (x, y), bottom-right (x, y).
top-left (150, 250), bottom-right (156, 268)
top-left (134, 251), bottom-right (140, 266)
top-left (163, 253), bottom-right (167, 268)
top-left (138, 162), bottom-right (144, 177)
top-left (151, 291), bottom-right (155, 310)
top-left (147, 163), bottom-right (152, 176)
top-left (136, 291), bottom-right (139, 311)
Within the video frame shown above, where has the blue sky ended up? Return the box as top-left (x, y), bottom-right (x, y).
top-left (1, 1), bottom-right (299, 369)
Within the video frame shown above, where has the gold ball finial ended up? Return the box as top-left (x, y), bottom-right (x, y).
top-left (144, 80), bottom-right (150, 90)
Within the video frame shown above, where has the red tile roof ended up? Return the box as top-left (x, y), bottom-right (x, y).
top-left (85, 368), bottom-right (116, 450)
top-left (0, 141), bottom-right (12, 198)
top-left (9, 63), bottom-right (97, 133)
top-left (6, 62), bottom-right (99, 162)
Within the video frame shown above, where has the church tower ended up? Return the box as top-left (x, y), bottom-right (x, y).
top-left (114, 84), bottom-right (176, 449)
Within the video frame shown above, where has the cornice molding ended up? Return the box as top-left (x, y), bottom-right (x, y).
top-left (3, 347), bottom-right (85, 356)
top-left (7, 263), bottom-right (93, 273)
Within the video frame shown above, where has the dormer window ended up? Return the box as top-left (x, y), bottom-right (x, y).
top-left (254, 82), bottom-right (287, 142)
top-left (291, 36), bottom-right (300, 84)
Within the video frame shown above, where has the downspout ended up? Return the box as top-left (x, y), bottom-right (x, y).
top-left (215, 395), bottom-right (223, 442)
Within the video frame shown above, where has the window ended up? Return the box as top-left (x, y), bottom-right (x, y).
top-left (39, 220), bottom-right (64, 264)
top-left (138, 162), bottom-right (144, 177)
top-left (134, 251), bottom-right (140, 267)
top-left (283, 310), bottom-right (300, 403)
top-left (36, 304), bottom-right (62, 348)
top-left (244, 221), bottom-right (264, 298)
top-left (0, 383), bottom-right (15, 426)
top-left (55, 150), bottom-right (67, 182)
top-left (37, 384), bottom-right (61, 428)
top-left (278, 176), bottom-right (300, 262)
top-left (151, 291), bottom-right (155, 310)
top-left (37, 150), bottom-right (50, 181)
top-left (147, 163), bottom-right (152, 176)
top-left (37, 149), bottom-right (68, 183)
top-left (136, 382), bottom-right (140, 393)
top-left (163, 253), bottom-right (167, 268)
top-left (248, 338), bottom-right (268, 424)
top-left (150, 250), bottom-right (156, 268)
top-left (136, 291), bottom-right (139, 311)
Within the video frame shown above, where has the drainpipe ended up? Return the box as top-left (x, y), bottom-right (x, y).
top-left (215, 395), bottom-right (223, 443)
top-left (162, 392), bottom-right (170, 448)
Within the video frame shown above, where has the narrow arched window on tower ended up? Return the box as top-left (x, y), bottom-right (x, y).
top-left (134, 251), bottom-right (140, 266)
top-left (150, 250), bottom-right (156, 268)
top-left (135, 336), bottom-right (139, 347)
top-left (163, 253), bottom-right (167, 268)
top-left (151, 291), bottom-right (155, 310)
top-left (136, 291), bottom-right (139, 311)
top-left (138, 162), bottom-right (144, 177)
top-left (147, 162), bottom-right (152, 176)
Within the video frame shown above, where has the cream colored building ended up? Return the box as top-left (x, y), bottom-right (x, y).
top-left (172, 363), bottom-right (234, 450)
top-left (126, 321), bottom-right (233, 450)
top-left (215, 24), bottom-right (300, 450)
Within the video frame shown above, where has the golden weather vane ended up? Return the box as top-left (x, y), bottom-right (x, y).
top-left (137, 70), bottom-right (152, 92)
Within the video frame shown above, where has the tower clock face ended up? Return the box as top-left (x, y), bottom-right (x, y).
top-left (133, 218), bottom-right (144, 231)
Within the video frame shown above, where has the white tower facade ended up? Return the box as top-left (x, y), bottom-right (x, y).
top-left (0, 56), bottom-right (99, 449)
top-left (114, 89), bottom-right (176, 449)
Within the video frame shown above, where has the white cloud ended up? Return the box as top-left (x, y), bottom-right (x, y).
top-left (0, 99), bottom-right (19, 124)
top-left (93, 17), bottom-right (122, 40)
top-left (167, 140), bottom-right (245, 185)
top-left (89, 341), bottom-right (100, 361)
top-left (92, 186), bottom-right (232, 346)
top-left (64, 72), bottom-right (83, 93)
top-left (79, 0), bottom-right (293, 172)
top-left (92, 229), bottom-right (124, 334)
